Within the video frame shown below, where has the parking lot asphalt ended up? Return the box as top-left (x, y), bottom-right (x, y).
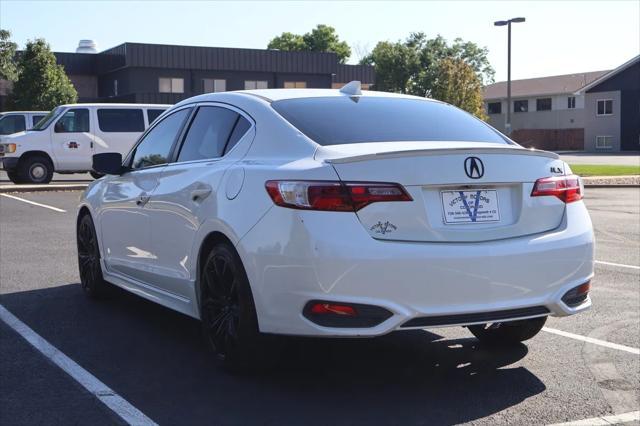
top-left (0, 188), bottom-right (638, 425)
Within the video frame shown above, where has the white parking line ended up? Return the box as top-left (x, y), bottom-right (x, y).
top-left (542, 327), bottom-right (640, 355)
top-left (595, 260), bottom-right (640, 271)
top-left (0, 304), bottom-right (157, 426)
top-left (548, 410), bottom-right (640, 425)
top-left (0, 193), bottom-right (66, 213)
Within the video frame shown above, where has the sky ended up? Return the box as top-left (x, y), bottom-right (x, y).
top-left (1, 0), bottom-right (638, 82)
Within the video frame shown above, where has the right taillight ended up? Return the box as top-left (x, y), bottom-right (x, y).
top-left (265, 180), bottom-right (412, 212)
top-left (531, 175), bottom-right (583, 203)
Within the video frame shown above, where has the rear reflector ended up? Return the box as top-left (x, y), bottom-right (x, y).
top-left (303, 300), bottom-right (393, 328)
top-left (531, 175), bottom-right (583, 203)
top-left (561, 281), bottom-right (591, 307)
top-left (265, 180), bottom-right (412, 211)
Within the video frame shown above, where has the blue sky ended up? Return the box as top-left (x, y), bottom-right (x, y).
top-left (1, 1), bottom-right (638, 82)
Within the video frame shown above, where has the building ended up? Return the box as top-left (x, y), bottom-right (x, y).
top-left (0, 41), bottom-right (375, 109)
top-left (483, 70), bottom-right (608, 151)
top-left (577, 55), bottom-right (640, 152)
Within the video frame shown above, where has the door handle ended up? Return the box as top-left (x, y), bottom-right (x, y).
top-left (191, 186), bottom-right (212, 201)
top-left (136, 194), bottom-right (150, 206)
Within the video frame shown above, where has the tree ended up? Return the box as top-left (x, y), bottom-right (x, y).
top-left (268, 24), bottom-right (351, 63)
top-left (362, 33), bottom-right (495, 96)
top-left (8, 38), bottom-right (77, 110)
top-left (0, 29), bottom-right (18, 81)
top-left (430, 58), bottom-right (487, 120)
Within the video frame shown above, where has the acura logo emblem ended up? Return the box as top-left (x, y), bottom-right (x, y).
top-left (464, 157), bottom-right (484, 179)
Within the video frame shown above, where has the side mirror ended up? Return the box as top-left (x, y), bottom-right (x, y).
top-left (54, 121), bottom-right (64, 132)
top-left (92, 153), bottom-right (125, 175)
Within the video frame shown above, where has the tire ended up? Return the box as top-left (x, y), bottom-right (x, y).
top-left (17, 155), bottom-right (53, 184)
top-left (7, 171), bottom-right (23, 184)
top-left (90, 171), bottom-right (104, 180)
top-left (468, 316), bottom-right (547, 344)
top-left (77, 213), bottom-right (111, 298)
top-left (200, 242), bottom-right (280, 372)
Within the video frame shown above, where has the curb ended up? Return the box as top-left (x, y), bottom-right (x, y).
top-left (0, 184), bottom-right (89, 193)
top-left (584, 184), bottom-right (639, 188)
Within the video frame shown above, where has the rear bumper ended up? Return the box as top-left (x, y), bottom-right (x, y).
top-left (0, 156), bottom-right (19, 171)
top-left (238, 201), bottom-right (594, 337)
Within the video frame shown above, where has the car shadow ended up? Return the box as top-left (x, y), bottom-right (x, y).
top-left (1, 284), bottom-right (546, 425)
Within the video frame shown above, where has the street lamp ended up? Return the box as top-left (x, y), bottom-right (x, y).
top-left (494, 17), bottom-right (525, 135)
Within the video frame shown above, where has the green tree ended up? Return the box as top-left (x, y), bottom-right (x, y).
top-left (268, 24), bottom-right (351, 63)
top-left (362, 33), bottom-right (495, 98)
top-left (430, 58), bottom-right (487, 120)
top-left (0, 29), bottom-right (18, 81)
top-left (8, 38), bottom-right (77, 110)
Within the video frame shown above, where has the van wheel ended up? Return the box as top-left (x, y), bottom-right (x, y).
top-left (17, 155), bottom-right (53, 184)
top-left (200, 243), bottom-right (280, 372)
top-left (90, 171), bottom-right (104, 180)
top-left (468, 317), bottom-right (547, 344)
top-left (7, 171), bottom-right (24, 184)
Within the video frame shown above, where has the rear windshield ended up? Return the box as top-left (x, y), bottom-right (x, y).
top-left (271, 96), bottom-right (509, 146)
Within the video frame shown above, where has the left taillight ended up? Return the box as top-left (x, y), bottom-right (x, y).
top-left (265, 180), bottom-right (412, 212)
top-left (531, 175), bottom-right (583, 203)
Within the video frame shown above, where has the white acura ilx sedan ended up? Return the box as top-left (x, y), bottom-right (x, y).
top-left (78, 82), bottom-right (594, 369)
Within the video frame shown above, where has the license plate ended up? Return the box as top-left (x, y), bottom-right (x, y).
top-left (441, 190), bottom-right (500, 224)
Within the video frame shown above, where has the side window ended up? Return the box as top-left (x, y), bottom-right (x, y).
top-left (0, 115), bottom-right (26, 135)
top-left (225, 116), bottom-right (251, 154)
top-left (32, 115), bottom-right (46, 127)
top-left (131, 109), bottom-right (190, 170)
top-left (55, 109), bottom-right (89, 133)
top-left (177, 106), bottom-right (239, 162)
top-left (147, 109), bottom-right (166, 125)
top-left (97, 109), bottom-right (144, 132)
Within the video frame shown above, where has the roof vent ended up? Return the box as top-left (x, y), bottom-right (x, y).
top-left (76, 40), bottom-right (97, 54)
top-left (340, 80), bottom-right (362, 96)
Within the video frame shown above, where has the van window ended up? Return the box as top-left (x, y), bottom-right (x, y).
top-left (97, 109), bottom-right (144, 132)
top-left (0, 115), bottom-right (26, 135)
top-left (55, 109), bottom-right (90, 133)
top-left (131, 108), bottom-right (191, 169)
top-left (147, 109), bottom-right (166, 125)
top-left (32, 115), bottom-right (46, 127)
top-left (177, 106), bottom-right (239, 162)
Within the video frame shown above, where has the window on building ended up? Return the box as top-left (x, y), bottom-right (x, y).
top-left (177, 106), bottom-right (239, 162)
top-left (595, 136), bottom-right (613, 149)
top-left (567, 96), bottom-right (576, 109)
top-left (130, 108), bottom-right (191, 169)
top-left (147, 109), bottom-right (166, 125)
top-left (97, 109), bottom-right (145, 132)
top-left (514, 100), bottom-right (528, 113)
top-left (284, 81), bottom-right (307, 89)
top-left (159, 77), bottom-right (184, 94)
top-left (203, 79), bottom-right (226, 93)
top-left (54, 109), bottom-right (90, 133)
top-left (0, 115), bottom-right (26, 135)
top-left (597, 99), bottom-right (613, 115)
top-left (536, 98), bottom-right (552, 111)
top-left (487, 102), bottom-right (502, 114)
top-left (32, 115), bottom-right (46, 127)
top-left (244, 80), bottom-right (268, 90)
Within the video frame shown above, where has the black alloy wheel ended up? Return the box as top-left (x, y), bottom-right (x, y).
top-left (77, 214), bottom-right (110, 298)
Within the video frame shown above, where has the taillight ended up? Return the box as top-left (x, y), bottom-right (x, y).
top-left (531, 175), bottom-right (583, 203)
top-left (265, 180), bottom-right (412, 211)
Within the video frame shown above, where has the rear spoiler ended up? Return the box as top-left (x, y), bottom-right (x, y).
top-left (321, 147), bottom-right (559, 164)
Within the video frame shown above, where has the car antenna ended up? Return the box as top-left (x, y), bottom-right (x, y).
top-left (339, 81), bottom-right (362, 96)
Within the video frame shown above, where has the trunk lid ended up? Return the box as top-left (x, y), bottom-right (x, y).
top-left (316, 142), bottom-right (567, 243)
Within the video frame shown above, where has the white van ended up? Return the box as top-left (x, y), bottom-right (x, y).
top-left (0, 111), bottom-right (49, 135)
top-left (0, 103), bottom-right (169, 183)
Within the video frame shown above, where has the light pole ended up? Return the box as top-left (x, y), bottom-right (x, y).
top-left (494, 17), bottom-right (525, 135)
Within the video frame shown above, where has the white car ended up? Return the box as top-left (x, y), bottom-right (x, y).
top-left (0, 111), bottom-right (48, 135)
top-left (78, 83), bottom-right (594, 370)
top-left (0, 103), bottom-right (169, 184)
